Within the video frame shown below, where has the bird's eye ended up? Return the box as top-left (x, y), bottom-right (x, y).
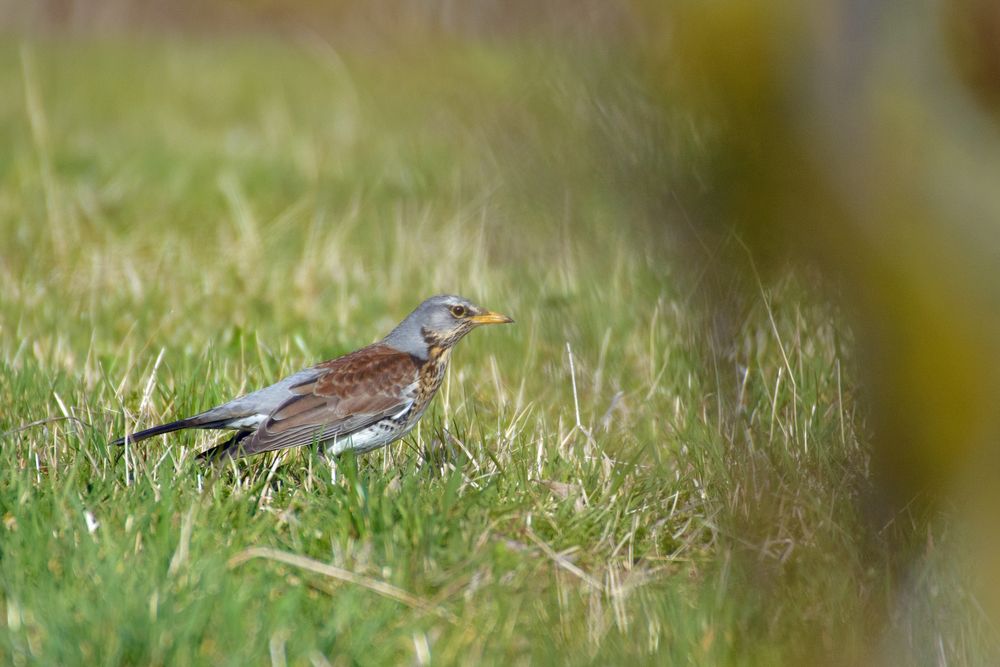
top-left (450, 305), bottom-right (467, 318)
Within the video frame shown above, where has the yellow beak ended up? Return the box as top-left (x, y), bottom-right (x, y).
top-left (470, 310), bottom-right (515, 325)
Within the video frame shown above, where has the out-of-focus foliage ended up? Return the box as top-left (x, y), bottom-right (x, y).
top-left (0, 0), bottom-right (630, 40)
top-left (633, 0), bottom-right (1000, 662)
top-left (947, 0), bottom-right (1000, 115)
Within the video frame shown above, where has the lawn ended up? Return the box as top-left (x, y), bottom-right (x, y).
top-left (0, 36), bottom-right (985, 665)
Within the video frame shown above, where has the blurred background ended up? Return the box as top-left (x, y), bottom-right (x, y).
top-left (2, 0), bottom-right (1000, 665)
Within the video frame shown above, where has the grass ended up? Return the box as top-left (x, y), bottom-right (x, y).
top-left (0, 36), bottom-right (989, 665)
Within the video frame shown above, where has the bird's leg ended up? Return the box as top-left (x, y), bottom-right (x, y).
top-left (196, 430), bottom-right (250, 464)
top-left (327, 447), bottom-right (343, 486)
top-left (314, 438), bottom-right (339, 485)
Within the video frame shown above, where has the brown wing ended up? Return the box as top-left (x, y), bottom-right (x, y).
top-left (233, 344), bottom-right (421, 457)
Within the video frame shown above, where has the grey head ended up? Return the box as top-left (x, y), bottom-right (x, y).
top-left (382, 294), bottom-right (514, 358)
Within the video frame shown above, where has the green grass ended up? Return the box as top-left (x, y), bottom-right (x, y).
top-left (0, 37), bottom-right (988, 665)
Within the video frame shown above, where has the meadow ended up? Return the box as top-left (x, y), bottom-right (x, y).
top-left (0, 35), bottom-right (987, 665)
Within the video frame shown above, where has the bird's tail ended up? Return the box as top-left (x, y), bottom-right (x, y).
top-left (110, 418), bottom-right (198, 447)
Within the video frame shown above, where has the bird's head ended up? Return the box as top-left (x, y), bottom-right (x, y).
top-left (383, 294), bottom-right (514, 357)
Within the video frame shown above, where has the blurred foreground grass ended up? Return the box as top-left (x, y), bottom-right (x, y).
top-left (0, 36), bottom-right (991, 665)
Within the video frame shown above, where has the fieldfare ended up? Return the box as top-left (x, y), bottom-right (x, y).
top-left (111, 295), bottom-right (513, 461)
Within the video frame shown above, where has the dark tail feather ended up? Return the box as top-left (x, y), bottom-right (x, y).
top-left (110, 418), bottom-right (197, 447)
top-left (111, 414), bottom-right (240, 447)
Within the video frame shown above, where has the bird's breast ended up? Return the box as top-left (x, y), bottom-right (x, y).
top-left (417, 349), bottom-right (451, 399)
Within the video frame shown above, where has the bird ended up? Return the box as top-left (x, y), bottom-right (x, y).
top-left (111, 295), bottom-right (513, 462)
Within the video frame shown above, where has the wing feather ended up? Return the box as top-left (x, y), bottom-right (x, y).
top-left (223, 344), bottom-right (421, 458)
